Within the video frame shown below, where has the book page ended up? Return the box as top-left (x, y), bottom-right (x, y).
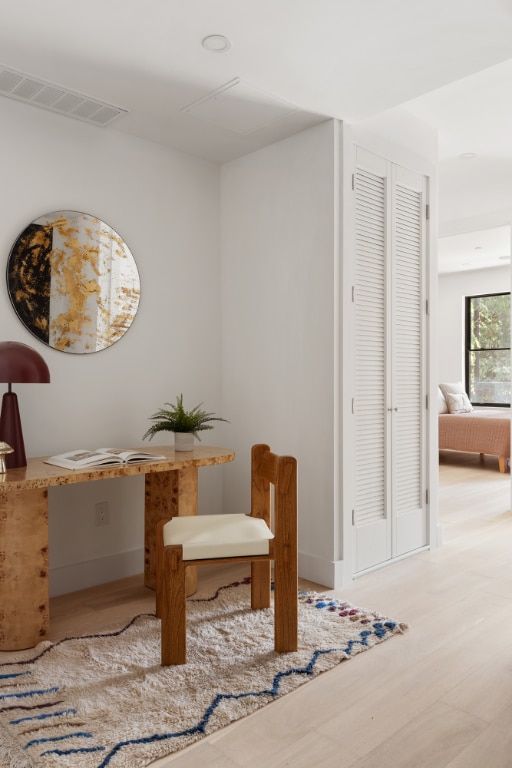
top-left (96, 449), bottom-right (166, 462)
top-left (44, 450), bottom-right (123, 469)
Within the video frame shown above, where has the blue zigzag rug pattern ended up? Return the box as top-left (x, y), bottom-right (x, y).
top-left (0, 578), bottom-right (408, 768)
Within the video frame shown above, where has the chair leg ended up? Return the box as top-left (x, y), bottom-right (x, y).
top-left (273, 553), bottom-right (298, 653)
top-left (251, 561), bottom-right (271, 609)
top-left (161, 546), bottom-right (187, 665)
top-left (155, 520), bottom-right (167, 619)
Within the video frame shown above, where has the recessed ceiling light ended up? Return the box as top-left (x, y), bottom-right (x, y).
top-left (459, 152), bottom-right (477, 160)
top-left (499, 255), bottom-right (511, 261)
top-left (202, 34), bottom-right (231, 53)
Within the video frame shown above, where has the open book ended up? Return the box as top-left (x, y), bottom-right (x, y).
top-left (44, 448), bottom-right (167, 470)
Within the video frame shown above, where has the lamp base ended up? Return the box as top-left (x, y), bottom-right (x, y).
top-left (0, 391), bottom-right (26, 469)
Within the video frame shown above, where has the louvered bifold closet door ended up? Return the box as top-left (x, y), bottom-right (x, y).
top-left (352, 149), bottom-right (428, 575)
top-left (353, 156), bottom-right (392, 571)
top-left (391, 166), bottom-right (427, 556)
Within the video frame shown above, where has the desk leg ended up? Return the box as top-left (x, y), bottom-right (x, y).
top-left (0, 488), bottom-right (49, 651)
top-left (144, 467), bottom-right (198, 596)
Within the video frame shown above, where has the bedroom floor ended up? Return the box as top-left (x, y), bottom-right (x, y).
top-left (3, 451), bottom-right (511, 767)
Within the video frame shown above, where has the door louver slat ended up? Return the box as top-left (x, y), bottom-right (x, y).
top-left (354, 168), bottom-right (386, 527)
top-left (393, 184), bottom-right (422, 516)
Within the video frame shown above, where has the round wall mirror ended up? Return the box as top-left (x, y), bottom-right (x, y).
top-left (6, 210), bottom-right (140, 354)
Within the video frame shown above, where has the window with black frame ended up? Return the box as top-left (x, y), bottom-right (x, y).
top-left (465, 292), bottom-right (511, 407)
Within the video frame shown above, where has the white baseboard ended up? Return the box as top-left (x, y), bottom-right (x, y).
top-left (298, 551), bottom-right (350, 590)
top-left (49, 548), bottom-right (144, 598)
top-left (50, 549), bottom-right (350, 598)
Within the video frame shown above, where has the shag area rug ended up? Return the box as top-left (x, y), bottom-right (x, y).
top-left (0, 578), bottom-right (407, 768)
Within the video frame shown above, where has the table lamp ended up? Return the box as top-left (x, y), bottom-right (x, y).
top-left (0, 341), bottom-right (50, 469)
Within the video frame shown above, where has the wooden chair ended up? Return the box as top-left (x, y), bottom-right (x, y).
top-left (156, 443), bottom-right (298, 665)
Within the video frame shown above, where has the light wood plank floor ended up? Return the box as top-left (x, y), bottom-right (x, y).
top-left (2, 450), bottom-right (511, 767)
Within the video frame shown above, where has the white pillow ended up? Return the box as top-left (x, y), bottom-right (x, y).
top-left (439, 382), bottom-right (473, 411)
top-left (439, 381), bottom-right (465, 399)
top-left (446, 392), bottom-right (473, 414)
top-left (438, 386), bottom-right (448, 414)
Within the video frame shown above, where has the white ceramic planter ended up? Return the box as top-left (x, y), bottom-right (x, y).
top-left (174, 432), bottom-right (195, 452)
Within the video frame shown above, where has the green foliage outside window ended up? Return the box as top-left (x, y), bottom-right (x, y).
top-left (466, 292), bottom-right (511, 406)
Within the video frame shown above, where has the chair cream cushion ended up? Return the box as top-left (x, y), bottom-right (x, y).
top-left (163, 514), bottom-right (274, 560)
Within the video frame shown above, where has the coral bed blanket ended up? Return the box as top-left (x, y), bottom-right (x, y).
top-left (439, 410), bottom-right (511, 463)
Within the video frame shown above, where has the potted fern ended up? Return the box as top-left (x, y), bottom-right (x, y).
top-left (142, 394), bottom-right (229, 451)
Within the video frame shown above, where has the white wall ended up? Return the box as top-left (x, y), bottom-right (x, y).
top-left (0, 97), bottom-right (227, 595)
top-left (221, 113), bottom-right (439, 587)
top-left (221, 120), bottom-right (338, 585)
top-left (438, 266), bottom-right (510, 384)
top-left (2, 96), bottom-right (440, 595)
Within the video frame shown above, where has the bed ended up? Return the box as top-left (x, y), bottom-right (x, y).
top-left (439, 409), bottom-right (511, 472)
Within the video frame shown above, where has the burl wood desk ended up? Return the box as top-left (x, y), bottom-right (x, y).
top-left (0, 445), bottom-right (234, 651)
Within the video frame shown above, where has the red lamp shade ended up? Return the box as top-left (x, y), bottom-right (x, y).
top-left (0, 342), bottom-right (50, 469)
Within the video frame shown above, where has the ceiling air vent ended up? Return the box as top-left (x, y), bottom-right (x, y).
top-left (0, 66), bottom-right (128, 126)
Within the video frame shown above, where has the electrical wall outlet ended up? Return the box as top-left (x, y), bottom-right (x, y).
top-left (95, 501), bottom-right (110, 527)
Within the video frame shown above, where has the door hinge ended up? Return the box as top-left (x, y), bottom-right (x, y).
top-left (352, 398), bottom-right (355, 414)
top-left (426, 393), bottom-right (429, 410)
top-left (352, 509), bottom-right (355, 525)
top-left (352, 285), bottom-right (355, 302)
top-left (352, 173), bottom-right (355, 190)
top-left (426, 489), bottom-right (430, 505)
top-left (426, 299), bottom-right (429, 315)
top-left (426, 203), bottom-right (430, 220)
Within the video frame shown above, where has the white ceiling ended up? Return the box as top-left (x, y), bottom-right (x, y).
top-left (437, 224), bottom-right (510, 275)
top-left (403, 59), bottom-right (512, 273)
top-left (2, 0), bottom-right (512, 273)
